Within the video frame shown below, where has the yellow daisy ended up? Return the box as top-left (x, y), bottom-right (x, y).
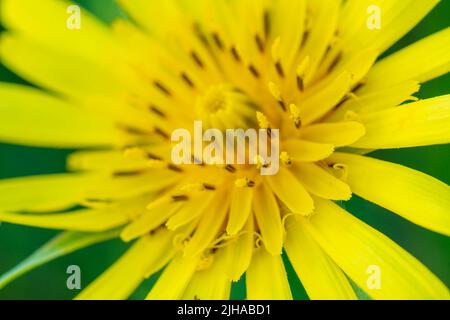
top-left (0, 0), bottom-right (449, 300)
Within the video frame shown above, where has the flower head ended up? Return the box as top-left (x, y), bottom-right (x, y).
top-left (0, 0), bottom-right (449, 300)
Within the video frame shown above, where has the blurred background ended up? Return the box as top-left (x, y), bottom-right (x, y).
top-left (0, 0), bottom-right (449, 299)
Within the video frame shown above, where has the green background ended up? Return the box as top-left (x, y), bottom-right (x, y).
top-left (0, 0), bottom-right (449, 300)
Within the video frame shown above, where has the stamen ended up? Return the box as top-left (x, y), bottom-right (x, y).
top-left (113, 170), bottom-right (144, 177)
top-left (275, 61), bottom-right (285, 78)
top-left (248, 64), bottom-right (260, 78)
top-left (230, 46), bottom-right (241, 62)
top-left (268, 82), bottom-right (286, 111)
top-left (235, 177), bottom-right (255, 188)
top-left (172, 195), bottom-right (189, 202)
top-left (147, 152), bottom-right (163, 161)
top-left (280, 151), bottom-right (292, 166)
top-left (263, 10), bottom-right (271, 39)
top-left (225, 164), bottom-right (237, 173)
top-left (154, 127), bottom-right (170, 140)
top-left (254, 155), bottom-right (268, 169)
top-left (153, 81), bottom-right (172, 97)
top-left (203, 183), bottom-right (216, 191)
top-left (149, 104), bottom-right (166, 118)
top-left (255, 34), bottom-right (265, 53)
top-left (167, 163), bottom-right (184, 172)
top-left (212, 32), bottom-right (224, 50)
top-left (289, 104), bottom-right (302, 128)
top-left (256, 111), bottom-right (271, 129)
top-left (331, 163), bottom-right (349, 181)
top-left (190, 51), bottom-right (204, 68)
top-left (296, 56), bottom-right (310, 92)
top-left (180, 72), bottom-right (195, 88)
top-left (328, 52), bottom-right (343, 73)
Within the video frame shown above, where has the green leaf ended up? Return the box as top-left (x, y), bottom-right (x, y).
top-left (0, 228), bottom-right (120, 289)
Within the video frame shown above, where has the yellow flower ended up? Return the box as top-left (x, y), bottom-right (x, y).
top-left (0, 0), bottom-right (449, 300)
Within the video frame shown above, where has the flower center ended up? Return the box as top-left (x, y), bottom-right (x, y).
top-left (195, 84), bottom-right (257, 130)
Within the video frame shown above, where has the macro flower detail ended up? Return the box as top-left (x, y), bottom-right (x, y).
top-left (0, 0), bottom-right (449, 300)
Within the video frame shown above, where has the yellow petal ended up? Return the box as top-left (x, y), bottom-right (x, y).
top-left (83, 171), bottom-right (180, 201)
top-left (121, 199), bottom-right (182, 242)
top-left (146, 254), bottom-right (199, 300)
top-left (226, 185), bottom-right (253, 235)
top-left (227, 216), bottom-right (254, 282)
top-left (246, 248), bottom-right (292, 300)
top-left (0, 173), bottom-right (94, 212)
top-left (301, 72), bottom-right (351, 125)
top-left (282, 139), bottom-right (334, 162)
top-left (166, 192), bottom-right (216, 231)
top-left (0, 205), bottom-right (133, 232)
top-left (339, 0), bottom-right (439, 54)
top-left (328, 153), bottom-right (450, 236)
top-left (77, 230), bottom-right (176, 300)
top-left (266, 167), bottom-right (314, 215)
top-left (1, 0), bottom-right (122, 63)
top-left (0, 35), bottom-right (134, 98)
top-left (365, 27), bottom-right (450, 91)
top-left (305, 198), bottom-right (450, 299)
top-left (0, 84), bottom-right (124, 148)
top-left (183, 192), bottom-right (229, 257)
top-left (352, 95), bottom-right (450, 149)
top-left (291, 163), bottom-right (352, 201)
top-left (298, 0), bottom-right (339, 84)
top-left (182, 247), bottom-right (232, 300)
top-left (327, 81), bottom-right (420, 121)
top-left (285, 217), bottom-right (356, 300)
top-left (253, 183), bottom-right (283, 255)
top-left (270, 0), bottom-right (306, 70)
top-left (300, 121), bottom-right (366, 147)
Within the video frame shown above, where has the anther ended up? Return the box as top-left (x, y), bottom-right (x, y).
top-left (154, 127), bottom-right (170, 140)
top-left (235, 177), bottom-right (255, 188)
top-left (256, 111), bottom-right (271, 130)
top-left (263, 10), bottom-right (271, 38)
top-left (275, 61), bottom-right (285, 78)
top-left (172, 195), bottom-right (189, 202)
top-left (212, 32), bottom-right (224, 50)
top-left (280, 151), bottom-right (292, 166)
top-left (167, 164), bottom-right (184, 172)
top-left (225, 164), bottom-right (237, 173)
top-left (230, 46), bottom-right (241, 62)
top-left (255, 34), bottom-right (265, 53)
top-left (181, 72), bottom-right (195, 88)
top-left (248, 64), bottom-right (260, 78)
top-left (191, 51), bottom-right (204, 68)
top-left (153, 81), bottom-right (171, 97)
top-left (289, 104), bottom-right (302, 128)
top-left (296, 56), bottom-right (310, 92)
top-left (149, 105), bottom-right (166, 118)
top-left (268, 82), bottom-right (286, 111)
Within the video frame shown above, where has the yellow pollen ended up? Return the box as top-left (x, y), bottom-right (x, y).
top-left (280, 151), bottom-right (292, 166)
top-left (268, 81), bottom-right (282, 101)
top-left (289, 104), bottom-right (302, 128)
top-left (256, 111), bottom-right (271, 129)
